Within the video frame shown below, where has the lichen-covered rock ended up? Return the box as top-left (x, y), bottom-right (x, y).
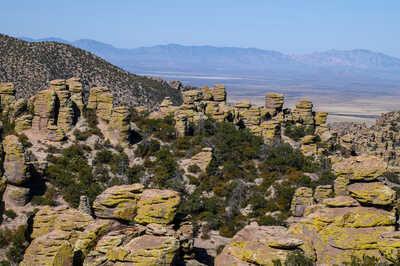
top-left (66, 77), bottom-right (84, 113)
top-left (215, 223), bottom-right (303, 266)
top-left (313, 185), bottom-right (333, 203)
top-left (47, 124), bottom-right (66, 142)
top-left (189, 147), bottom-right (213, 172)
top-left (333, 155), bottom-right (387, 181)
top-left (378, 231), bottom-right (400, 263)
top-left (15, 114), bottom-right (33, 132)
top-left (183, 90), bottom-right (202, 104)
top-left (290, 187), bottom-right (314, 217)
top-left (108, 106), bottom-right (131, 143)
top-left (106, 235), bottom-right (179, 266)
top-left (32, 206), bottom-right (93, 241)
top-left (20, 230), bottom-right (74, 266)
top-left (293, 99), bottom-right (314, 127)
top-left (74, 220), bottom-right (112, 256)
top-left (3, 184), bottom-right (30, 207)
top-left (322, 196), bottom-right (359, 207)
top-left (49, 79), bottom-right (67, 91)
top-left (93, 184), bottom-right (143, 221)
top-left (32, 89), bottom-right (57, 132)
top-left (135, 189), bottom-right (180, 225)
top-left (0, 82), bottom-right (16, 109)
top-left (0, 177), bottom-right (6, 200)
top-left (3, 135), bottom-right (29, 185)
top-left (315, 112), bottom-right (328, 126)
top-left (265, 93), bottom-right (284, 110)
top-left (347, 182), bottom-right (396, 205)
top-left (211, 84), bottom-right (226, 102)
top-left (334, 175), bottom-right (350, 196)
top-left (87, 87), bottom-right (113, 121)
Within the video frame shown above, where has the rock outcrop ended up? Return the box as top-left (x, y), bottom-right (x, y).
top-left (21, 185), bottom-right (192, 266)
top-left (152, 84), bottom-right (335, 156)
top-left (215, 223), bottom-right (303, 265)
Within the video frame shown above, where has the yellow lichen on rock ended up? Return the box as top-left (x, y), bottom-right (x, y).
top-left (135, 189), bottom-right (180, 225)
top-left (93, 184), bottom-right (143, 221)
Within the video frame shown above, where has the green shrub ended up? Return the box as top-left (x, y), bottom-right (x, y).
top-left (285, 250), bottom-right (313, 266)
top-left (4, 210), bottom-right (17, 219)
top-left (31, 187), bottom-right (57, 206)
top-left (73, 129), bottom-right (91, 141)
top-left (188, 164), bottom-right (201, 174)
top-left (284, 123), bottom-right (314, 141)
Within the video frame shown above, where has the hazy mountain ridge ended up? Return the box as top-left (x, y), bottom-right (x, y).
top-left (20, 36), bottom-right (400, 72)
top-left (1, 34), bottom-right (182, 107)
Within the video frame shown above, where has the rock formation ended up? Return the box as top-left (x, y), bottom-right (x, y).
top-left (152, 84), bottom-right (334, 156)
top-left (21, 184), bottom-right (192, 266)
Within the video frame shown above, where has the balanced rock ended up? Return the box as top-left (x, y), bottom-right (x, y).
top-left (32, 89), bottom-right (57, 132)
top-left (211, 84), bottom-right (226, 102)
top-left (135, 189), bottom-right (180, 225)
top-left (66, 77), bottom-right (84, 113)
top-left (93, 184), bottom-right (143, 221)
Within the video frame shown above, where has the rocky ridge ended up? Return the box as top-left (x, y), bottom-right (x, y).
top-left (0, 33), bottom-right (182, 108)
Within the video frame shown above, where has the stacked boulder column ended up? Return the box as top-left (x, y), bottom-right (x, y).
top-left (2, 135), bottom-right (31, 207)
top-left (87, 86), bottom-right (133, 145)
top-left (21, 184), bottom-right (193, 266)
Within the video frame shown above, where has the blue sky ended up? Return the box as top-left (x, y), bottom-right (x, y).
top-left (2, 0), bottom-right (400, 56)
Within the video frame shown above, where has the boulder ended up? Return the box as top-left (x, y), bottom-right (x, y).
top-left (135, 189), bottom-right (180, 225)
top-left (108, 106), bottom-right (131, 143)
top-left (66, 77), bottom-right (84, 113)
top-left (215, 223), bottom-right (303, 266)
top-left (93, 184), bottom-right (143, 221)
top-left (20, 230), bottom-right (74, 266)
top-left (31, 206), bottom-right (93, 241)
top-left (290, 187), bottom-right (314, 217)
top-left (189, 147), bottom-right (213, 172)
top-left (3, 184), bottom-right (29, 207)
top-left (322, 196), bottom-right (359, 207)
top-left (347, 182), bottom-right (396, 205)
top-left (32, 89), bottom-right (57, 132)
top-left (2, 135), bottom-right (29, 185)
top-left (211, 84), bottom-right (226, 102)
top-left (378, 231), bottom-right (400, 263)
top-left (333, 155), bottom-right (387, 181)
top-left (265, 93), bottom-right (284, 110)
top-left (106, 235), bottom-right (179, 266)
top-left (313, 185), bottom-right (333, 203)
top-left (0, 82), bottom-right (16, 109)
top-left (15, 114), bottom-right (33, 133)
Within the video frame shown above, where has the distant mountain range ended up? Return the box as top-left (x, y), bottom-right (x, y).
top-left (19, 36), bottom-right (400, 92)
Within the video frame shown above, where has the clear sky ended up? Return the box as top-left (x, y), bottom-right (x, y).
top-left (2, 0), bottom-right (400, 56)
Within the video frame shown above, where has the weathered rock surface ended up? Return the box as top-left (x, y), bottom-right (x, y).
top-left (2, 135), bottom-right (29, 185)
top-left (93, 184), bottom-right (143, 221)
top-left (215, 223), bottom-right (303, 266)
top-left (135, 189), bottom-right (181, 225)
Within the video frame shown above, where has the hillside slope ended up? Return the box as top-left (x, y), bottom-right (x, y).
top-left (0, 34), bottom-right (182, 107)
